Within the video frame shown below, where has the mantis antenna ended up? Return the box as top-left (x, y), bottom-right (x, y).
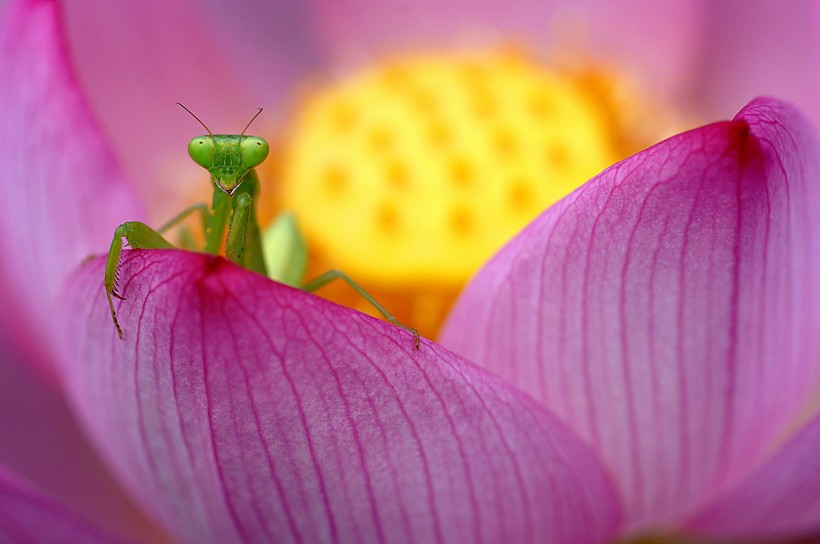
top-left (176, 102), bottom-right (213, 135)
top-left (241, 108), bottom-right (264, 136)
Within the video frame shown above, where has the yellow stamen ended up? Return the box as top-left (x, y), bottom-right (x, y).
top-left (265, 48), bottom-right (680, 338)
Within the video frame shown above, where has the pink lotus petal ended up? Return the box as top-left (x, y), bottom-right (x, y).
top-left (59, 249), bottom-right (622, 544)
top-left (0, 335), bottom-right (173, 544)
top-left (0, 467), bottom-right (133, 543)
top-left (441, 98), bottom-right (820, 533)
top-left (0, 0), bottom-right (144, 373)
top-left (684, 410), bottom-right (820, 540)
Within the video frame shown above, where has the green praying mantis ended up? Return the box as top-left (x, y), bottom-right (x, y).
top-left (104, 104), bottom-right (420, 350)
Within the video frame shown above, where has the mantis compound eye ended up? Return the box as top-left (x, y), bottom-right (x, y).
top-left (187, 135), bottom-right (215, 169)
top-left (240, 136), bottom-right (270, 169)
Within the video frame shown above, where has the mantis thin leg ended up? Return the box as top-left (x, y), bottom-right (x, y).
top-left (104, 221), bottom-right (174, 339)
top-left (157, 202), bottom-right (209, 235)
top-left (302, 270), bottom-right (420, 350)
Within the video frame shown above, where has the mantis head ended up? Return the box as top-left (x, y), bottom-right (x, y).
top-left (187, 134), bottom-right (270, 194)
top-left (179, 104), bottom-right (270, 194)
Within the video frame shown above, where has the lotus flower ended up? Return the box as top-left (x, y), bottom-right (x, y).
top-left (1, 1), bottom-right (820, 543)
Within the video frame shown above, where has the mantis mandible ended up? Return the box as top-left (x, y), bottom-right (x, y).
top-left (104, 104), bottom-right (420, 349)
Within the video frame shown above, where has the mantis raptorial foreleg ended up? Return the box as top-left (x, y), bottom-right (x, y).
top-left (230, 179), bottom-right (267, 275)
top-left (104, 221), bottom-right (174, 338)
top-left (302, 270), bottom-right (420, 350)
top-left (225, 192), bottom-right (251, 266)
